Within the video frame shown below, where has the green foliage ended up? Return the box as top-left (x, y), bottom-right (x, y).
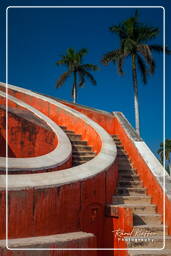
top-left (56, 48), bottom-right (98, 102)
top-left (102, 10), bottom-right (170, 84)
top-left (56, 48), bottom-right (98, 87)
top-left (157, 139), bottom-right (171, 162)
top-left (157, 139), bottom-right (171, 175)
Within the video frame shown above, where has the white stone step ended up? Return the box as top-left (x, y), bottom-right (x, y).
top-left (0, 231), bottom-right (96, 250)
top-left (112, 195), bottom-right (151, 204)
top-left (109, 204), bottom-right (156, 214)
top-left (133, 214), bottom-right (162, 225)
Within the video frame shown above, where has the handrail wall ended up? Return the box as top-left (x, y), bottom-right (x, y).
top-left (113, 112), bottom-right (171, 235)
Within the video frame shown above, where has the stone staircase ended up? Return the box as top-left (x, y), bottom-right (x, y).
top-left (107, 135), bottom-right (171, 256)
top-left (60, 126), bottom-right (95, 166)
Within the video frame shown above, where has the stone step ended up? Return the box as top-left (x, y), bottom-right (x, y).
top-left (67, 134), bottom-right (82, 140)
top-left (112, 195), bottom-right (151, 204)
top-left (117, 154), bottom-right (129, 159)
top-left (126, 235), bottom-right (171, 249)
top-left (112, 134), bottom-right (119, 138)
top-left (118, 180), bottom-right (143, 188)
top-left (73, 155), bottom-right (94, 161)
top-left (117, 151), bottom-right (127, 157)
top-left (119, 169), bottom-right (137, 174)
top-left (117, 151), bottom-right (128, 156)
top-left (73, 151), bottom-right (95, 156)
top-left (118, 158), bottom-right (130, 163)
top-left (72, 145), bottom-right (92, 151)
top-left (133, 214), bottom-right (162, 225)
top-left (116, 145), bottom-right (124, 149)
top-left (117, 187), bottom-right (146, 195)
top-left (65, 130), bottom-right (75, 134)
top-left (71, 140), bottom-right (88, 145)
top-left (119, 173), bottom-right (140, 181)
top-left (0, 231), bottom-right (96, 251)
top-left (109, 204), bottom-right (156, 214)
top-left (73, 160), bottom-right (87, 166)
top-left (128, 249), bottom-right (171, 256)
top-left (133, 225), bottom-right (168, 236)
top-left (114, 141), bottom-right (121, 145)
top-left (118, 164), bottom-right (133, 171)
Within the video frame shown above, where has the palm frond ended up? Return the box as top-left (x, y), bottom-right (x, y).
top-left (78, 48), bottom-right (88, 57)
top-left (56, 71), bottom-right (71, 88)
top-left (80, 69), bottom-right (97, 85)
top-left (137, 54), bottom-right (148, 84)
top-left (117, 57), bottom-right (125, 75)
top-left (67, 48), bottom-right (75, 56)
top-left (136, 26), bottom-right (159, 43)
top-left (102, 49), bottom-right (123, 65)
top-left (137, 45), bottom-right (155, 74)
top-left (81, 64), bottom-right (99, 71)
top-left (122, 17), bottom-right (137, 37)
top-left (109, 24), bottom-right (127, 39)
top-left (148, 44), bottom-right (171, 54)
top-left (78, 71), bottom-right (85, 87)
top-left (56, 58), bottom-right (66, 66)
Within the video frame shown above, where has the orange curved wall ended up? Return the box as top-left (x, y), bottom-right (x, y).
top-left (0, 96), bottom-right (58, 158)
top-left (0, 96), bottom-right (73, 174)
top-left (0, 87), bottom-right (118, 255)
top-left (58, 100), bottom-right (115, 135)
top-left (0, 110), bottom-right (57, 159)
top-left (0, 87), bottom-right (102, 154)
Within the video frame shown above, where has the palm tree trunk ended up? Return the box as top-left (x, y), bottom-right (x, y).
top-left (72, 71), bottom-right (77, 103)
top-left (132, 54), bottom-right (140, 136)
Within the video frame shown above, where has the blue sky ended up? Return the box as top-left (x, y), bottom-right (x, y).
top-left (0, 0), bottom-right (170, 157)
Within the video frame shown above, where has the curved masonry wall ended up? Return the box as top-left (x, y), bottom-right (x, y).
top-left (0, 83), bottom-right (117, 250)
top-left (0, 97), bottom-right (58, 159)
top-left (0, 91), bottom-right (72, 173)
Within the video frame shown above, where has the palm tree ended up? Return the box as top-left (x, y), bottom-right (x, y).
top-left (56, 48), bottom-right (98, 103)
top-left (102, 11), bottom-right (170, 136)
top-left (157, 139), bottom-right (171, 175)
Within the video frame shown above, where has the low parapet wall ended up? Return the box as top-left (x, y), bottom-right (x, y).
top-left (0, 100), bottom-right (57, 159)
top-left (0, 232), bottom-right (97, 256)
top-left (56, 98), bottom-right (115, 135)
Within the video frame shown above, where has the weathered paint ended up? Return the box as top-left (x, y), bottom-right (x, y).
top-left (1, 83), bottom-right (170, 254)
top-left (58, 100), bottom-right (115, 135)
top-left (0, 106), bottom-right (57, 159)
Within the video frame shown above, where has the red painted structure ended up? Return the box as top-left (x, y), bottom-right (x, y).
top-left (0, 83), bottom-right (170, 256)
top-left (0, 100), bottom-right (57, 158)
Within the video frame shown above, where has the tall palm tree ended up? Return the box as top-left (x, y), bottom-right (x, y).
top-left (157, 139), bottom-right (171, 175)
top-left (102, 11), bottom-right (170, 136)
top-left (56, 48), bottom-right (98, 103)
